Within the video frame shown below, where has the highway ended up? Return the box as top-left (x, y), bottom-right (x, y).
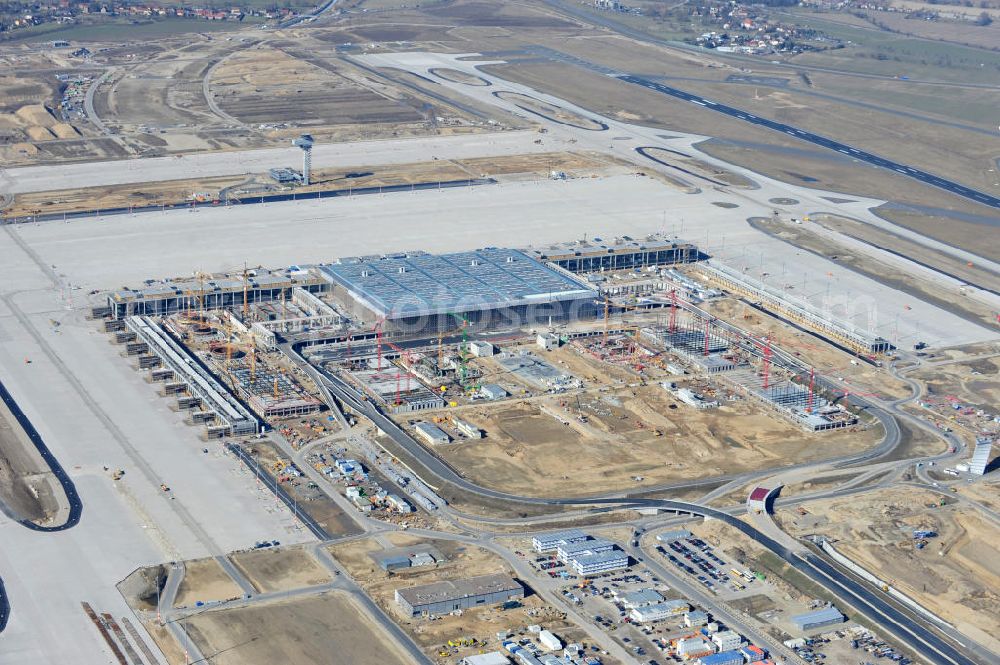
top-left (278, 342), bottom-right (989, 665)
top-left (609, 497), bottom-right (977, 665)
top-left (616, 74), bottom-right (1000, 209)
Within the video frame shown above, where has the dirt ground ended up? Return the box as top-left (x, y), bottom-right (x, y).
top-left (807, 214), bottom-right (1000, 295)
top-left (329, 533), bottom-right (570, 662)
top-left (481, 52), bottom-right (999, 260)
top-left (418, 343), bottom-right (880, 497)
top-left (174, 558), bottom-right (243, 607)
top-left (210, 46), bottom-right (427, 127)
top-left (701, 295), bottom-right (912, 401)
top-left (908, 355), bottom-right (1000, 439)
top-left (6, 151), bottom-right (615, 218)
top-left (0, 397), bottom-right (62, 524)
top-left (229, 547), bottom-right (332, 593)
top-left (181, 591), bottom-right (412, 665)
top-left (242, 440), bottom-right (363, 538)
top-left (778, 486), bottom-right (1000, 652)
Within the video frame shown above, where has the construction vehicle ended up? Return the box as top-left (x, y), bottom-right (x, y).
top-left (111, 469), bottom-right (124, 481)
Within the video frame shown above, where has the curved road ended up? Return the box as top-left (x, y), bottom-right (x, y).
top-left (284, 342), bottom-right (992, 665)
top-left (617, 75), bottom-right (1000, 209)
top-left (0, 379), bottom-right (83, 636)
top-left (0, 379), bottom-right (82, 532)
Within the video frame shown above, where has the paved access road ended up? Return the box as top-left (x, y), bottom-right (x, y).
top-left (0, 379), bottom-right (82, 532)
top-left (604, 498), bottom-right (977, 665)
top-left (617, 75), bottom-right (1000, 210)
top-left (295, 347), bottom-right (982, 665)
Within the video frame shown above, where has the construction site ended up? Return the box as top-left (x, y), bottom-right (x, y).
top-left (776, 487), bottom-right (1000, 656)
top-left (89, 231), bottom-right (885, 498)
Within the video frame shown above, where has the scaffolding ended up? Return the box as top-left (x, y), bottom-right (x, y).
top-left (640, 299), bottom-right (858, 432)
top-left (125, 316), bottom-right (258, 435)
top-left (226, 363), bottom-right (322, 420)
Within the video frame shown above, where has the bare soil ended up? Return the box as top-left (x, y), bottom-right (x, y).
top-left (174, 558), bottom-right (242, 607)
top-left (416, 344), bottom-right (880, 497)
top-left (779, 486), bottom-right (1000, 652)
top-left (229, 547), bottom-right (332, 593)
top-left (0, 397), bottom-right (62, 524)
top-left (328, 533), bottom-right (574, 662)
top-left (182, 592), bottom-right (412, 665)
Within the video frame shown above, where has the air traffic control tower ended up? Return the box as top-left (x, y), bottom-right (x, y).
top-left (292, 134), bottom-right (314, 186)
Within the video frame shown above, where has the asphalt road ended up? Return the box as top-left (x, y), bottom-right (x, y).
top-left (0, 378), bottom-right (82, 532)
top-left (280, 343), bottom-right (989, 665)
top-left (0, 575), bottom-right (7, 633)
top-left (226, 443), bottom-right (331, 540)
top-left (0, 178), bottom-right (497, 225)
top-left (617, 75), bottom-right (1000, 209)
top-left (610, 497), bottom-right (978, 665)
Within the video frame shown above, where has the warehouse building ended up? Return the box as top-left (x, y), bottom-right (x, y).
top-left (462, 653), bottom-right (510, 665)
top-left (321, 248), bottom-right (598, 334)
top-left (618, 588), bottom-right (664, 609)
top-left (395, 573), bottom-right (524, 617)
top-left (790, 607), bottom-right (844, 632)
top-left (453, 417), bottom-right (483, 439)
top-left (532, 529), bottom-right (590, 553)
top-left (685, 610), bottom-right (710, 627)
top-left (415, 422), bottom-right (450, 445)
top-left (480, 383), bottom-right (509, 400)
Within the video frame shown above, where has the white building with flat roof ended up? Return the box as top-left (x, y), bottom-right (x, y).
top-left (415, 421), bottom-right (450, 445)
top-left (480, 383), bottom-right (508, 400)
top-left (619, 588), bottom-right (664, 609)
top-left (532, 529), bottom-right (589, 553)
top-left (556, 538), bottom-right (615, 562)
top-left (685, 610), bottom-right (710, 627)
top-left (570, 550), bottom-right (629, 575)
top-left (629, 599), bottom-right (689, 623)
top-left (469, 340), bottom-right (496, 357)
top-left (453, 417), bottom-right (483, 438)
top-left (711, 630), bottom-right (741, 651)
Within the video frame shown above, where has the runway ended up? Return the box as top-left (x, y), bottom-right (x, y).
top-left (617, 75), bottom-right (1000, 210)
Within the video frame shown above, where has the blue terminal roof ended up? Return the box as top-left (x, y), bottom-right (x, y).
top-left (321, 248), bottom-right (596, 319)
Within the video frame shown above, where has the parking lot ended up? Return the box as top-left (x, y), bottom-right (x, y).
top-left (657, 536), bottom-right (761, 597)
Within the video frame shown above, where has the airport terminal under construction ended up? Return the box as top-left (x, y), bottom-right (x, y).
top-left (90, 233), bottom-right (874, 442)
